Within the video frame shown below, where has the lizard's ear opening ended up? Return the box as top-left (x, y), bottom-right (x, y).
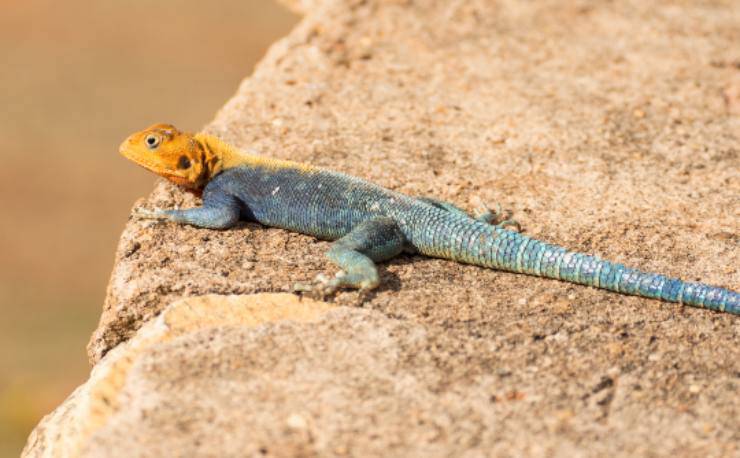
top-left (145, 134), bottom-right (161, 149)
top-left (177, 155), bottom-right (191, 169)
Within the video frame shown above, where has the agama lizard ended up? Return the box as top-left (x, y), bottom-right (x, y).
top-left (120, 124), bottom-right (739, 315)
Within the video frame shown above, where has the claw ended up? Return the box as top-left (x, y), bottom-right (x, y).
top-left (473, 209), bottom-right (494, 224)
top-left (293, 272), bottom-right (342, 298)
top-left (470, 197), bottom-right (522, 231)
top-left (497, 219), bottom-right (522, 232)
top-left (470, 196), bottom-right (490, 221)
top-left (492, 202), bottom-right (504, 218)
top-left (357, 285), bottom-right (375, 301)
top-left (133, 207), bottom-right (170, 221)
top-left (489, 203), bottom-right (510, 222)
top-left (292, 282), bottom-right (313, 292)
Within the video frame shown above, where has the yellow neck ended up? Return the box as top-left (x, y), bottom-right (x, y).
top-left (194, 133), bottom-right (315, 176)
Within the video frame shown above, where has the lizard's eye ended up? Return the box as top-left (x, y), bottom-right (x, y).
top-left (145, 134), bottom-right (160, 149)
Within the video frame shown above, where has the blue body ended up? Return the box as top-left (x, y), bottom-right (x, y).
top-left (165, 164), bottom-right (738, 314)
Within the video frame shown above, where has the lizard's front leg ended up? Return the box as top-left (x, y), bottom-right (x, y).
top-left (134, 192), bottom-right (241, 229)
top-left (297, 217), bottom-right (406, 295)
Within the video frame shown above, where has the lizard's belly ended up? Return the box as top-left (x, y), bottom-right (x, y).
top-left (221, 164), bottom-right (403, 240)
top-left (254, 207), bottom-right (358, 240)
top-left (248, 192), bottom-right (368, 241)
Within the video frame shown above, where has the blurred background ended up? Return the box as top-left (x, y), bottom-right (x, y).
top-left (0, 1), bottom-right (297, 455)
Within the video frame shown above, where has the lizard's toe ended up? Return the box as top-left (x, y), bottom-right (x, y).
top-left (497, 219), bottom-right (522, 232)
top-left (133, 207), bottom-right (170, 221)
top-left (470, 197), bottom-right (522, 231)
top-left (293, 272), bottom-right (341, 298)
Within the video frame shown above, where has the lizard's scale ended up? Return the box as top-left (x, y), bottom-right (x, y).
top-left (199, 164), bottom-right (739, 314)
top-left (120, 124), bottom-right (739, 315)
top-left (405, 203), bottom-right (736, 312)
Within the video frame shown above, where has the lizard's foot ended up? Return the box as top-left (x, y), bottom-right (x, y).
top-left (471, 197), bottom-right (522, 231)
top-left (132, 207), bottom-right (171, 221)
top-left (308, 216), bottom-right (398, 300)
top-left (496, 218), bottom-right (521, 232)
top-left (293, 270), bottom-right (378, 299)
top-left (293, 272), bottom-right (341, 299)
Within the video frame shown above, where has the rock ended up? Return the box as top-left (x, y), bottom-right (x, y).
top-left (275, 0), bottom-right (316, 15)
top-left (31, 0), bottom-right (740, 456)
top-left (27, 293), bottom-right (738, 457)
top-left (23, 294), bottom-right (335, 457)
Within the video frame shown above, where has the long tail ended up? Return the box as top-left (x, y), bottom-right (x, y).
top-left (449, 224), bottom-right (739, 315)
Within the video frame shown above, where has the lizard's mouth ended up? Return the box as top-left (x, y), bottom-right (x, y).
top-left (161, 174), bottom-right (193, 187)
top-left (119, 139), bottom-right (194, 188)
top-left (130, 159), bottom-right (193, 187)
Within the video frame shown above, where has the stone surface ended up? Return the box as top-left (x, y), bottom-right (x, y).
top-left (23, 294), bottom-right (335, 458)
top-left (26, 294), bottom-right (739, 457)
top-left (31, 0), bottom-right (740, 456)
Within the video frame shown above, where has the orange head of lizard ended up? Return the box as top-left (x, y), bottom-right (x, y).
top-left (119, 123), bottom-right (213, 189)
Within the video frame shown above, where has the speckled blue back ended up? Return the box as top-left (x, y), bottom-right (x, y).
top-left (203, 164), bottom-right (738, 314)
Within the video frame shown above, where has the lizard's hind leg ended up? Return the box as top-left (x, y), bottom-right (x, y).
top-left (300, 217), bottom-right (406, 296)
top-left (420, 196), bottom-right (521, 231)
top-left (418, 197), bottom-right (470, 218)
top-left (471, 198), bottom-right (521, 231)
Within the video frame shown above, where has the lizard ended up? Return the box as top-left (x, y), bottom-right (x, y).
top-left (120, 123), bottom-right (739, 315)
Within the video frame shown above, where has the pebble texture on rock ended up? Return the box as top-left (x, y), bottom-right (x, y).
top-left (30, 0), bottom-right (740, 456)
